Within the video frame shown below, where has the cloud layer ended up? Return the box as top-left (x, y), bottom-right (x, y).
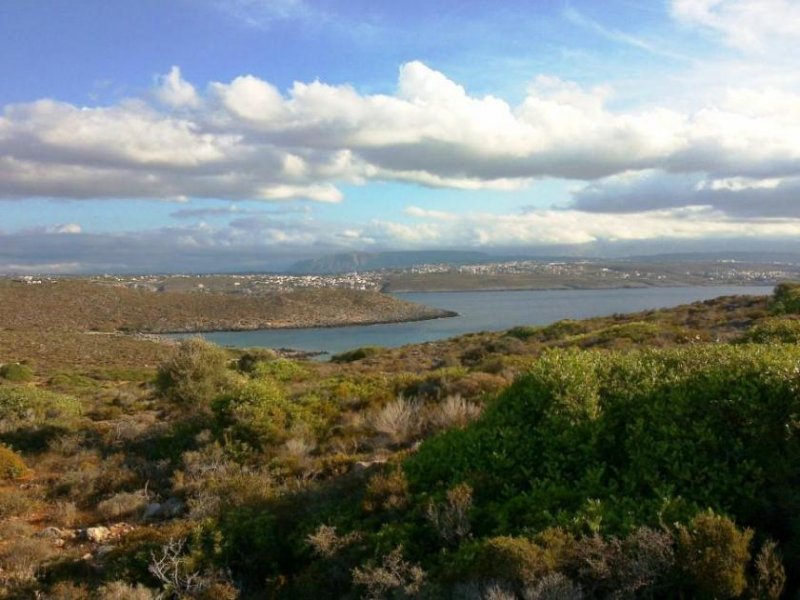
top-left (2, 60), bottom-right (799, 216)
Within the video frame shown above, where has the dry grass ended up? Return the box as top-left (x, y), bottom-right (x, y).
top-left (0, 279), bottom-right (450, 333)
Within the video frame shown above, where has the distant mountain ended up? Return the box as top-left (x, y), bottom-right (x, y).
top-left (289, 250), bottom-right (496, 274)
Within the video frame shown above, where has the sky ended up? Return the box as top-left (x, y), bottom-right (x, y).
top-left (3, 0), bottom-right (800, 273)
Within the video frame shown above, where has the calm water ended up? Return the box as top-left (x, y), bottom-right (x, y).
top-left (178, 286), bottom-right (772, 357)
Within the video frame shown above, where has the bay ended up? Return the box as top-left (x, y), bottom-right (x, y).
top-left (176, 286), bottom-right (773, 357)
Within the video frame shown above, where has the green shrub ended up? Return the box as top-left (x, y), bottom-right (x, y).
top-left (214, 378), bottom-right (334, 447)
top-left (578, 321), bottom-right (663, 346)
top-left (676, 511), bottom-right (753, 598)
top-left (252, 358), bottom-right (307, 382)
top-left (509, 320), bottom-right (590, 342)
top-left (770, 282), bottom-right (800, 314)
top-left (156, 338), bottom-right (234, 408)
top-left (0, 385), bottom-right (81, 424)
top-left (741, 317), bottom-right (800, 343)
top-left (406, 344), bottom-right (800, 545)
top-left (236, 348), bottom-right (278, 373)
top-left (0, 445), bottom-right (28, 480)
top-left (505, 325), bottom-right (541, 340)
top-left (331, 346), bottom-right (384, 363)
top-left (463, 536), bottom-right (551, 586)
top-left (0, 363), bottom-right (34, 382)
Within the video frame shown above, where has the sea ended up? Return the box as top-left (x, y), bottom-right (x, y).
top-left (172, 286), bottom-right (773, 358)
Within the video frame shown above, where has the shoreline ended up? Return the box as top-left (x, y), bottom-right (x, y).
top-left (139, 283), bottom-right (775, 338)
top-left (385, 281), bottom-right (778, 294)
top-left (131, 308), bottom-right (459, 336)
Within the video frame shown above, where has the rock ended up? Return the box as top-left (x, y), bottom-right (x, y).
top-left (143, 497), bottom-right (184, 520)
top-left (96, 545), bottom-right (114, 558)
top-left (160, 497), bottom-right (184, 518)
top-left (143, 502), bottom-right (161, 520)
top-left (85, 526), bottom-right (111, 543)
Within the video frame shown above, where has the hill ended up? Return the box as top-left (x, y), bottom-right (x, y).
top-left (0, 279), bottom-right (454, 333)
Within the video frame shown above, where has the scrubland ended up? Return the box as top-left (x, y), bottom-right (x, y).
top-left (2, 284), bottom-right (800, 598)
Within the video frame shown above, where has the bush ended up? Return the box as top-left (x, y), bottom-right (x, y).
top-left (507, 320), bottom-right (590, 342)
top-left (331, 346), bottom-right (384, 363)
top-left (363, 469), bottom-right (410, 513)
top-left (406, 344), bottom-right (800, 555)
top-left (0, 445), bottom-right (28, 480)
top-left (0, 363), bottom-right (34, 382)
top-left (251, 358), bottom-right (307, 382)
top-left (0, 488), bottom-right (34, 518)
top-left (676, 511), bottom-right (753, 598)
top-left (0, 534), bottom-right (54, 586)
top-left (236, 348), bottom-right (278, 373)
top-left (0, 385), bottom-right (81, 425)
top-left (431, 395), bottom-right (482, 430)
top-left (369, 397), bottom-right (420, 445)
top-left (96, 581), bottom-right (156, 600)
top-left (351, 546), bottom-right (425, 600)
top-left (770, 282), bottom-right (800, 314)
top-left (741, 317), bottom-right (800, 343)
top-left (46, 581), bottom-right (90, 599)
top-left (214, 377), bottom-right (333, 447)
top-left (751, 540), bottom-right (786, 600)
top-left (469, 536), bottom-right (551, 587)
top-left (156, 338), bottom-right (234, 409)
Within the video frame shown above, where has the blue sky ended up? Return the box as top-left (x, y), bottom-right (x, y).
top-left (2, 0), bottom-right (800, 272)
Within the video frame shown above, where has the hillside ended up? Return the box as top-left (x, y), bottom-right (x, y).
top-left (0, 279), bottom-right (454, 333)
top-left (1, 285), bottom-right (800, 598)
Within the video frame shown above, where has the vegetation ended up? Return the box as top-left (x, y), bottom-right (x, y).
top-left (2, 283), bottom-right (800, 597)
top-left (0, 279), bottom-right (452, 333)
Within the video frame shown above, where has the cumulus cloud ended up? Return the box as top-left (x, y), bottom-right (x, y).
top-left (155, 66), bottom-right (201, 109)
top-left (2, 61), bottom-right (800, 222)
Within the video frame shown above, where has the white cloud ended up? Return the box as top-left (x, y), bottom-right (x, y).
top-left (50, 223), bottom-right (81, 234)
top-left (155, 66), bottom-right (200, 109)
top-left (2, 62), bottom-right (800, 218)
top-left (671, 0), bottom-right (800, 50)
top-left (400, 205), bottom-right (800, 248)
top-left (211, 75), bottom-right (286, 123)
top-left (404, 206), bottom-right (458, 221)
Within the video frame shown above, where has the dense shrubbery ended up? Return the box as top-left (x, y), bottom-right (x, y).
top-left (408, 345), bottom-right (800, 535)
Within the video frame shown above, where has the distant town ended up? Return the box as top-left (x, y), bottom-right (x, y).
top-left (9, 257), bottom-right (800, 294)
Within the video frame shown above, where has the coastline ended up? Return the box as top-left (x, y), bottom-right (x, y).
top-left (385, 281), bottom-right (778, 294)
top-left (131, 308), bottom-right (459, 336)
